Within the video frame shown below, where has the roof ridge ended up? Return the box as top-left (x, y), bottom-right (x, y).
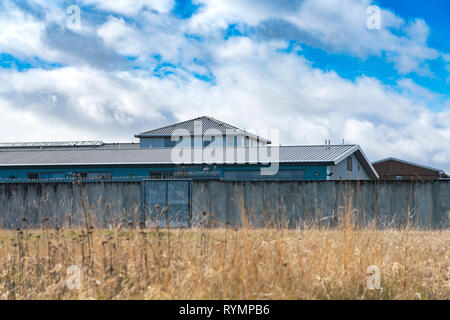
top-left (138, 116), bottom-right (211, 135)
top-left (280, 144), bottom-right (357, 147)
top-left (0, 144), bottom-right (356, 153)
top-left (203, 116), bottom-right (241, 131)
top-left (0, 140), bottom-right (103, 144)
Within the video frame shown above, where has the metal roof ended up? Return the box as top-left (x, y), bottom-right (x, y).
top-left (135, 116), bottom-right (271, 143)
top-left (0, 141), bottom-right (104, 148)
top-left (0, 143), bottom-right (379, 178)
top-left (0, 142), bottom-right (140, 152)
top-left (0, 144), bottom-right (366, 166)
top-left (0, 145), bottom-right (355, 164)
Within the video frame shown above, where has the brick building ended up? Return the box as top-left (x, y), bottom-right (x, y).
top-left (373, 157), bottom-right (449, 181)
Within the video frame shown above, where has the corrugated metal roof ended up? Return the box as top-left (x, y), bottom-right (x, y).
top-left (0, 145), bottom-right (357, 165)
top-left (280, 145), bottom-right (356, 162)
top-left (137, 116), bottom-right (243, 135)
top-left (0, 143), bottom-right (140, 152)
top-left (136, 116), bottom-right (270, 143)
top-left (0, 141), bottom-right (104, 148)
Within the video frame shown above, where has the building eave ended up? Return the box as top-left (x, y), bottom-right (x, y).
top-left (134, 133), bottom-right (272, 144)
top-left (333, 145), bottom-right (379, 179)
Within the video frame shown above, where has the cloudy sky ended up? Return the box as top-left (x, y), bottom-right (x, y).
top-left (0, 0), bottom-right (449, 172)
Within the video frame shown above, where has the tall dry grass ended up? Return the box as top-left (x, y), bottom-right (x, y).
top-left (0, 220), bottom-right (448, 299)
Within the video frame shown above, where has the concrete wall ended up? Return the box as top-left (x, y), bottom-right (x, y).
top-left (0, 182), bottom-right (142, 229)
top-left (191, 180), bottom-right (450, 229)
top-left (0, 180), bottom-right (448, 229)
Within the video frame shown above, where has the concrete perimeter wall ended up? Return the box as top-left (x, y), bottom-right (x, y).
top-left (0, 180), bottom-right (448, 229)
top-left (0, 182), bottom-right (142, 229)
top-left (192, 180), bottom-right (450, 229)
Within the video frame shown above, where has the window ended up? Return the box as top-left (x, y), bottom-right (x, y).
top-left (223, 169), bottom-right (305, 181)
top-left (346, 157), bottom-right (353, 172)
top-left (395, 176), bottom-right (403, 180)
top-left (162, 172), bottom-right (174, 179)
top-left (77, 172), bottom-right (88, 179)
top-left (86, 172), bottom-right (112, 179)
top-left (150, 172), bottom-right (162, 179)
top-left (27, 173), bottom-right (39, 180)
top-left (149, 172), bottom-right (175, 179)
top-left (224, 170), bottom-right (263, 180)
top-left (27, 172), bottom-right (64, 180)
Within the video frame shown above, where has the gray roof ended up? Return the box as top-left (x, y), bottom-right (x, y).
top-left (0, 144), bottom-right (378, 178)
top-left (0, 141), bottom-right (104, 148)
top-left (136, 116), bottom-right (271, 143)
top-left (0, 142), bottom-right (140, 152)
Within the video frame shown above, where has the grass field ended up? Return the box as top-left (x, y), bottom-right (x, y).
top-left (0, 223), bottom-right (448, 300)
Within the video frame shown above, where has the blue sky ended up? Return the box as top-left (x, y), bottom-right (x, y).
top-left (0, 0), bottom-right (449, 172)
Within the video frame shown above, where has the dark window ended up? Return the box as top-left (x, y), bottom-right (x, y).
top-left (162, 172), bottom-right (174, 179)
top-left (150, 172), bottom-right (162, 179)
top-left (39, 172), bottom-right (64, 179)
top-left (27, 172), bottom-right (64, 180)
top-left (87, 172), bottom-right (112, 179)
top-left (27, 173), bottom-right (39, 179)
top-left (224, 169), bottom-right (305, 181)
top-left (150, 171), bottom-right (175, 179)
top-left (77, 172), bottom-right (88, 179)
top-left (346, 157), bottom-right (353, 172)
top-left (39, 173), bottom-right (52, 179)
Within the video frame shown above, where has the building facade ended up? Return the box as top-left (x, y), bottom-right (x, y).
top-left (0, 116), bottom-right (378, 182)
top-left (373, 158), bottom-right (449, 181)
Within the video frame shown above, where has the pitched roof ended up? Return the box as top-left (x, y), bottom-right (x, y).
top-left (135, 116), bottom-right (271, 143)
top-left (0, 145), bottom-right (378, 178)
top-left (372, 157), bottom-right (444, 174)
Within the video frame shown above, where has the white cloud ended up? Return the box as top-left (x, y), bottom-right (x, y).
top-left (0, 0), bottom-right (448, 173)
top-left (1, 37), bottom-right (449, 171)
top-left (397, 78), bottom-right (442, 102)
top-left (188, 0), bottom-right (440, 75)
top-left (0, 1), bottom-right (54, 59)
top-left (79, 0), bottom-right (175, 16)
top-left (97, 13), bottom-right (195, 63)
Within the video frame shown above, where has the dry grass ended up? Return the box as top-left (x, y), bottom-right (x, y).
top-left (0, 223), bottom-right (448, 300)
